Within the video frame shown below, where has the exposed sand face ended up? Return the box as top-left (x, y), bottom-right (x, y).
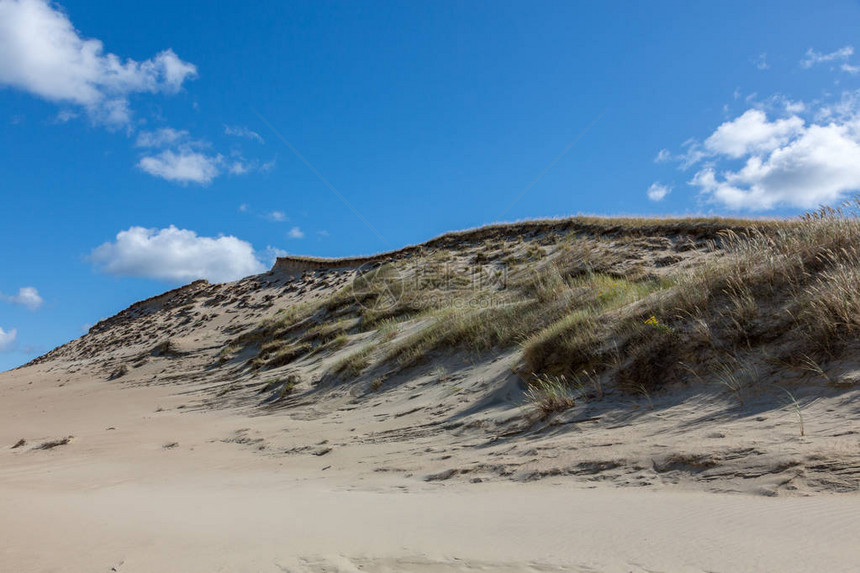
top-left (3, 221), bottom-right (860, 571)
top-left (2, 363), bottom-right (860, 573)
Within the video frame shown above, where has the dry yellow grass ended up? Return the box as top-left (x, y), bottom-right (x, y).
top-left (221, 201), bottom-right (860, 408)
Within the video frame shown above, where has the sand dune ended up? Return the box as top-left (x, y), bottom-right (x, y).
top-left (3, 217), bottom-right (860, 571)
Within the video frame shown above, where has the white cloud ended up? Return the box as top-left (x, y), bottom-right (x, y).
top-left (814, 90), bottom-right (860, 123)
top-left (783, 99), bottom-right (806, 114)
top-left (654, 149), bottom-right (672, 163)
top-left (287, 226), bottom-right (305, 239)
top-left (647, 182), bottom-right (670, 202)
top-left (0, 286), bottom-right (43, 310)
top-left (90, 225), bottom-right (267, 283)
top-left (138, 149), bottom-right (221, 184)
top-left (0, 1), bottom-right (266, 184)
top-left (691, 119), bottom-right (860, 210)
top-left (0, 326), bottom-right (17, 352)
top-left (134, 132), bottom-right (267, 183)
top-left (662, 85), bottom-right (860, 210)
top-left (135, 127), bottom-right (189, 148)
top-left (677, 140), bottom-right (708, 169)
top-left (0, 0), bottom-right (196, 126)
top-left (227, 154), bottom-right (273, 176)
top-left (224, 125), bottom-right (263, 143)
top-left (238, 203), bottom-right (248, 212)
top-left (801, 46), bottom-right (854, 69)
top-left (753, 53), bottom-right (769, 70)
top-left (135, 131), bottom-right (262, 183)
top-left (704, 109), bottom-right (804, 158)
top-left (267, 211), bottom-right (287, 222)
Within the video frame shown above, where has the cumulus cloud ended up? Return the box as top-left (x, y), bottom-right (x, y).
top-left (647, 182), bottom-right (670, 202)
top-left (658, 71), bottom-right (860, 211)
top-left (224, 125), bottom-right (264, 143)
top-left (0, 0), bottom-right (196, 126)
top-left (0, 1), bottom-right (269, 184)
top-left (690, 117), bottom-right (860, 210)
top-left (0, 326), bottom-right (17, 352)
top-left (0, 286), bottom-right (43, 310)
top-left (137, 149), bottom-right (221, 184)
top-left (704, 110), bottom-right (804, 158)
top-left (660, 46), bottom-right (860, 210)
top-left (90, 226), bottom-right (267, 283)
top-left (287, 226), bottom-right (305, 239)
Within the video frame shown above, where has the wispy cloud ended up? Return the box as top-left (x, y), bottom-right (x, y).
top-left (0, 286), bottom-right (43, 311)
top-left (752, 52), bottom-right (769, 70)
top-left (55, 109), bottom-right (78, 123)
top-left (287, 226), bottom-right (305, 239)
top-left (800, 46), bottom-right (856, 72)
top-left (654, 149), bottom-right (672, 163)
top-left (135, 130), bottom-right (267, 184)
top-left (225, 125), bottom-right (264, 143)
top-left (138, 149), bottom-right (222, 185)
top-left (0, 326), bottom-right (17, 352)
top-left (135, 127), bottom-right (191, 148)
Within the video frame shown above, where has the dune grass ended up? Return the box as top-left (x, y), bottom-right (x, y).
top-left (224, 200), bottom-right (860, 405)
top-left (526, 374), bottom-right (577, 415)
top-left (519, 199), bottom-right (860, 400)
top-left (331, 344), bottom-right (375, 378)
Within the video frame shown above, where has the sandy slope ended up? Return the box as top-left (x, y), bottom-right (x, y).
top-left (4, 222), bottom-right (860, 571)
top-left (2, 361), bottom-right (859, 573)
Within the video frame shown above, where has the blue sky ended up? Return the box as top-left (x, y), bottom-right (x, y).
top-left (2, 0), bottom-right (860, 370)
